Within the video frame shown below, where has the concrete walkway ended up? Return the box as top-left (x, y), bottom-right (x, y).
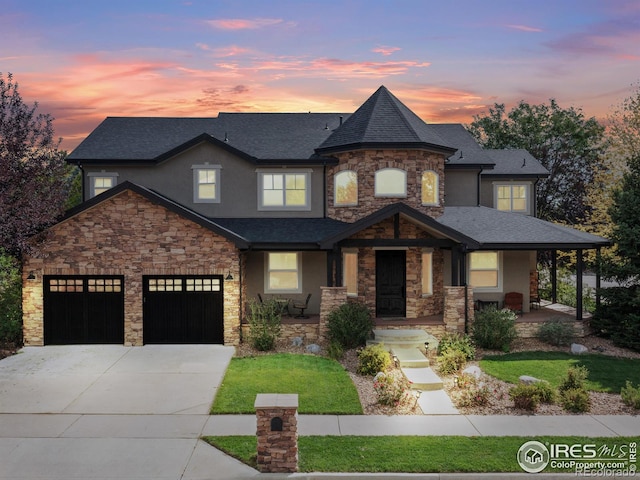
top-left (1, 346), bottom-right (639, 479)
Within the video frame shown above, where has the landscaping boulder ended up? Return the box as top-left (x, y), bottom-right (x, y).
top-left (519, 375), bottom-right (541, 385)
top-left (291, 336), bottom-right (303, 347)
top-left (462, 365), bottom-right (482, 380)
top-left (306, 344), bottom-right (321, 354)
top-left (571, 343), bottom-right (588, 355)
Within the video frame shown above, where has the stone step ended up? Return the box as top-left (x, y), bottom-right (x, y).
top-left (390, 347), bottom-right (430, 368)
top-left (368, 329), bottom-right (439, 352)
top-left (417, 389), bottom-right (460, 415)
top-left (401, 367), bottom-right (444, 391)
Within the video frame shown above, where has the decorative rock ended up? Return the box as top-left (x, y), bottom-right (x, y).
top-left (519, 375), bottom-right (541, 385)
top-left (462, 365), bottom-right (482, 380)
top-left (571, 343), bottom-right (588, 355)
top-left (291, 337), bottom-right (303, 347)
top-left (306, 344), bottom-right (321, 354)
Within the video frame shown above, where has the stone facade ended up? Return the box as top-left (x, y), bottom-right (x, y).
top-left (326, 149), bottom-right (446, 222)
top-left (443, 286), bottom-right (474, 333)
top-left (22, 189), bottom-right (242, 346)
top-left (255, 394), bottom-right (298, 473)
top-left (319, 286), bottom-right (348, 342)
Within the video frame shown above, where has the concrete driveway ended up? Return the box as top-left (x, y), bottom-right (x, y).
top-left (0, 345), bottom-right (259, 480)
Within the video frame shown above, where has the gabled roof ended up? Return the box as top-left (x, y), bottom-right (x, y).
top-left (482, 149), bottom-right (549, 177)
top-left (437, 206), bottom-right (610, 249)
top-left (318, 203), bottom-right (480, 249)
top-left (315, 86), bottom-right (457, 155)
top-left (61, 181), bottom-right (250, 248)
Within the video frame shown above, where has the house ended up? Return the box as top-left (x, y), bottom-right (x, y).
top-left (21, 86), bottom-right (609, 346)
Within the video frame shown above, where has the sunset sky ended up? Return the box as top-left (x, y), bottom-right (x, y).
top-left (3, 0), bottom-right (639, 151)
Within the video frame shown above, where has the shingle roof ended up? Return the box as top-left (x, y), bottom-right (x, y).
top-left (437, 206), bottom-right (610, 248)
top-left (429, 124), bottom-right (495, 168)
top-left (315, 86), bottom-right (456, 155)
top-left (483, 149), bottom-right (549, 177)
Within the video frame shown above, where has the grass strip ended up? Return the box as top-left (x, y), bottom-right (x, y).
top-left (205, 435), bottom-right (639, 473)
top-left (211, 353), bottom-right (362, 414)
top-left (480, 351), bottom-right (640, 393)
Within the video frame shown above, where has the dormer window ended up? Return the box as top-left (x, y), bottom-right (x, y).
top-left (335, 170), bottom-right (357, 206)
top-left (88, 172), bottom-right (118, 198)
top-left (193, 165), bottom-right (221, 203)
top-left (375, 168), bottom-right (406, 197)
top-left (421, 170), bottom-right (439, 205)
top-left (495, 184), bottom-right (528, 213)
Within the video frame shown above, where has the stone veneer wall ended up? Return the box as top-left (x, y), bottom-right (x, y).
top-left (443, 286), bottom-right (474, 333)
top-left (241, 321), bottom-right (319, 344)
top-left (515, 319), bottom-right (591, 338)
top-left (326, 149), bottom-right (446, 222)
top-left (22, 189), bottom-right (242, 346)
top-left (255, 394), bottom-right (298, 473)
top-left (318, 286), bottom-right (347, 342)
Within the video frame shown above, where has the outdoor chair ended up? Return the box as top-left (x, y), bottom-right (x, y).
top-left (503, 292), bottom-right (523, 315)
top-left (293, 293), bottom-right (312, 318)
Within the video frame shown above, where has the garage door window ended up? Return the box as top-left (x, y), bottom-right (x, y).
top-left (48, 278), bottom-right (84, 292)
top-left (186, 278), bottom-right (221, 291)
top-left (88, 278), bottom-right (121, 292)
top-left (148, 278), bottom-right (183, 292)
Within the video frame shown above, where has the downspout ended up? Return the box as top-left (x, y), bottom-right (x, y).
top-left (464, 284), bottom-right (469, 333)
top-left (77, 161), bottom-right (85, 202)
top-left (476, 169), bottom-right (482, 206)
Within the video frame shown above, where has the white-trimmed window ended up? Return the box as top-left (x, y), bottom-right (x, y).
top-left (193, 165), bottom-right (221, 203)
top-left (421, 250), bottom-right (433, 296)
top-left (266, 252), bottom-right (301, 293)
top-left (495, 184), bottom-right (528, 213)
top-left (421, 170), bottom-right (439, 206)
top-left (343, 250), bottom-right (358, 297)
top-left (258, 170), bottom-right (311, 210)
top-left (469, 251), bottom-right (502, 291)
top-left (88, 172), bottom-right (118, 198)
top-left (335, 170), bottom-right (358, 206)
top-left (375, 168), bottom-right (406, 197)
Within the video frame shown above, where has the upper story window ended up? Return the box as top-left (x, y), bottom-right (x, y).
top-left (88, 172), bottom-right (118, 198)
top-left (193, 165), bottom-right (221, 203)
top-left (421, 170), bottom-right (439, 205)
top-left (335, 170), bottom-right (358, 206)
top-left (495, 184), bottom-right (528, 213)
top-left (258, 170), bottom-right (311, 211)
top-left (375, 168), bottom-right (406, 197)
top-left (266, 252), bottom-right (301, 293)
top-left (469, 251), bottom-right (502, 291)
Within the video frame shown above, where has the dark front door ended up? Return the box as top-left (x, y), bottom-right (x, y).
top-left (44, 276), bottom-right (124, 344)
top-left (376, 250), bottom-right (406, 317)
top-left (143, 275), bottom-right (224, 344)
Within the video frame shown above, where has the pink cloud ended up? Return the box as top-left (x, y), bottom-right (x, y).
top-left (507, 24), bottom-right (543, 32)
top-left (372, 45), bottom-right (402, 56)
top-left (205, 18), bottom-right (287, 30)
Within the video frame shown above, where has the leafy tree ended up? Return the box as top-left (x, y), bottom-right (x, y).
top-left (592, 83), bottom-right (640, 351)
top-left (0, 73), bottom-right (70, 256)
top-left (468, 100), bottom-right (606, 225)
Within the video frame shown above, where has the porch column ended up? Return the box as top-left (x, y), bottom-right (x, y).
top-left (576, 249), bottom-right (583, 321)
top-left (451, 248), bottom-right (460, 286)
top-left (595, 247), bottom-right (602, 310)
top-left (326, 249), bottom-right (335, 287)
top-left (551, 250), bottom-right (558, 304)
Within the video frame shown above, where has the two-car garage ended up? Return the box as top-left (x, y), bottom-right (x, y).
top-left (43, 275), bottom-right (224, 345)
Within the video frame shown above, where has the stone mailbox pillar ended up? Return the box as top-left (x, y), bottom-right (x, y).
top-left (254, 393), bottom-right (298, 473)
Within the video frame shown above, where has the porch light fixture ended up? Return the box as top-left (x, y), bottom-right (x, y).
top-left (225, 271), bottom-right (234, 281)
top-left (27, 271), bottom-right (36, 280)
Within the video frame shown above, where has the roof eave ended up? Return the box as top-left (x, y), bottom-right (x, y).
top-left (474, 241), bottom-right (613, 250)
top-left (315, 142), bottom-right (457, 156)
top-left (481, 173), bottom-right (550, 179)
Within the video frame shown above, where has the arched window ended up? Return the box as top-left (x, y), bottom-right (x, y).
top-left (335, 170), bottom-right (357, 206)
top-left (375, 168), bottom-right (406, 197)
top-left (421, 170), bottom-right (439, 205)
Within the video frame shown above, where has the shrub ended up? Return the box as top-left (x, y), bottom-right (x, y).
top-left (437, 332), bottom-right (475, 360)
top-left (558, 365), bottom-right (589, 393)
top-left (437, 349), bottom-right (468, 375)
top-left (327, 301), bottom-right (374, 349)
top-left (373, 370), bottom-right (412, 406)
top-left (560, 388), bottom-right (591, 413)
top-left (357, 343), bottom-right (391, 376)
top-left (0, 250), bottom-right (22, 345)
top-left (246, 298), bottom-right (282, 351)
top-left (537, 318), bottom-right (576, 346)
top-left (509, 381), bottom-right (556, 412)
top-left (472, 306), bottom-right (517, 351)
top-left (458, 384), bottom-right (491, 407)
top-left (621, 381), bottom-right (640, 409)
top-left (326, 341), bottom-right (344, 360)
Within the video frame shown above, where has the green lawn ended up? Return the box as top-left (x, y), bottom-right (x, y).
top-left (204, 435), bottom-right (639, 473)
top-left (480, 351), bottom-right (640, 393)
top-left (211, 353), bottom-right (363, 414)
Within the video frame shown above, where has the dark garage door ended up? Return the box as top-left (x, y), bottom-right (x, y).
top-left (44, 276), bottom-right (124, 344)
top-left (143, 275), bottom-right (224, 344)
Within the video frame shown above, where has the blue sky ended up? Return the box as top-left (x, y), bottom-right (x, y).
top-left (2, 0), bottom-right (639, 150)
